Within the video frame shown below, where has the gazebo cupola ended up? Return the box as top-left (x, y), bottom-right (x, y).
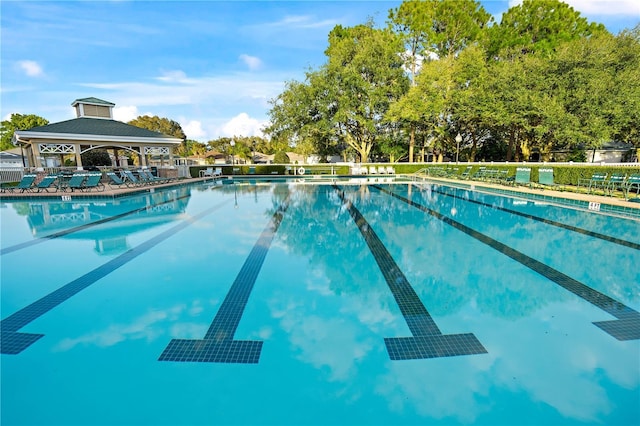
top-left (71, 97), bottom-right (115, 119)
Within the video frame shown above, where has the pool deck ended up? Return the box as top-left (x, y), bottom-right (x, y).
top-left (1, 174), bottom-right (639, 218)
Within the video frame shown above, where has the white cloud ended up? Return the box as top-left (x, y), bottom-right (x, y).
top-left (508, 0), bottom-right (640, 16)
top-left (17, 60), bottom-right (44, 77)
top-left (181, 119), bottom-right (206, 140)
top-left (265, 14), bottom-right (338, 29)
top-left (113, 105), bottom-right (139, 122)
top-left (156, 69), bottom-right (189, 82)
top-left (564, 0), bottom-right (640, 16)
top-left (221, 112), bottom-right (266, 137)
top-left (239, 54), bottom-right (263, 71)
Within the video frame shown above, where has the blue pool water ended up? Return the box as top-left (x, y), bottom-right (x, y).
top-left (1, 179), bottom-right (639, 425)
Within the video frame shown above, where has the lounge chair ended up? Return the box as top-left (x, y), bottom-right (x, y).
top-left (66, 174), bottom-right (87, 192)
top-left (377, 166), bottom-right (387, 174)
top-left (386, 166), bottom-right (395, 174)
top-left (625, 174), bottom-right (640, 201)
top-left (36, 174), bottom-right (59, 192)
top-left (578, 172), bottom-right (608, 195)
top-left (537, 168), bottom-right (562, 191)
top-left (81, 173), bottom-right (105, 191)
top-left (213, 167), bottom-right (222, 176)
top-left (122, 170), bottom-right (143, 186)
top-left (369, 166), bottom-right (378, 175)
top-left (459, 166), bottom-right (472, 179)
top-left (605, 173), bottom-right (626, 196)
top-left (200, 167), bottom-right (214, 177)
top-left (471, 167), bottom-right (486, 180)
top-left (138, 169), bottom-right (166, 184)
top-left (8, 174), bottom-right (37, 193)
top-left (106, 172), bottom-right (133, 188)
top-left (512, 167), bottom-right (532, 187)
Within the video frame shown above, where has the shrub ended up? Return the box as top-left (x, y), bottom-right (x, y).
top-left (273, 151), bottom-right (290, 164)
top-left (82, 149), bottom-right (111, 167)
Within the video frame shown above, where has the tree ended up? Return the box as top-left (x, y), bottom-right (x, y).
top-left (322, 22), bottom-right (409, 162)
top-left (0, 113), bottom-right (49, 151)
top-left (175, 139), bottom-right (207, 157)
top-left (487, 0), bottom-right (606, 58)
top-left (128, 115), bottom-right (186, 140)
top-left (266, 21), bottom-right (411, 164)
top-left (609, 25), bottom-right (640, 155)
top-left (388, 0), bottom-right (491, 161)
top-left (273, 151), bottom-right (290, 163)
top-left (81, 149), bottom-right (111, 167)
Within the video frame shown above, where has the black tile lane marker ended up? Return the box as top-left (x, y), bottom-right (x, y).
top-left (423, 184), bottom-right (640, 251)
top-left (0, 199), bottom-right (232, 355)
top-left (333, 185), bottom-right (487, 360)
top-left (158, 201), bottom-right (289, 363)
top-left (1, 193), bottom-right (193, 256)
top-left (374, 185), bottom-right (640, 341)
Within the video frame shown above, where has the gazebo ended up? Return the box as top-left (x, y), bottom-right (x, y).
top-left (12, 97), bottom-right (183, 173)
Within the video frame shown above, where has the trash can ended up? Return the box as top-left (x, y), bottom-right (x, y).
top-left (150, 166), bottom-right (158, 177)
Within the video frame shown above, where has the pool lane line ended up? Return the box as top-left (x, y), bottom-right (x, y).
top-left (374, 185), bottom-right (640, 341)
top-left (158, 200), bottom-right (289, 363)
top-left (0, 193), bottom-right (193, 256)
top-left (333, 185), bottom-right (488, 361)
top-left (0, 199), bottom-right (232, 355)
top-left (417, 183), bottom-right (640, 251)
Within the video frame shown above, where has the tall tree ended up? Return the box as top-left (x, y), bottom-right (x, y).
top-left (487, 0), bottom-right (606, 58)
top-left (1, 113), bottom-right (49, 151)
top-left (323, 22), bottom-right (409, 162)
top-left (266, 22), bottom-right (409, 162)
top-left (388, 0), bottom-right (491, 161)
top-left (128, 115), bottom-right (186, 140)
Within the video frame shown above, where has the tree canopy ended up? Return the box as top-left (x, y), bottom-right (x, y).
top-left (265, 0), bottom-right (639, 163)
top-left (128, 115), bottom-right (187, 140)
top-left (1, 113), bottom-right (49, 151)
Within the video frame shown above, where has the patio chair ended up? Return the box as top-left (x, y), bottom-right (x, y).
top-left (470, 167), bottom-right (486, 181)
top-left (106, 172), bottom-right (133, 188)
top-left (537, 168), bottom-right (562, 191)
top-left (458, 166), bottom-right (472, 179)
top-left (36, 174), bottom-right (59, 193)
top-left (81, 173), bottom-right (105, 191)
top-left (605, 173), bottom-right (626, 197)
top-left (512, 167), bottom-right (532, 187)
top-left (213, 167), bottom-right (222, 176)
top-left (385, 166), bottom-right (395, 174)
top-left (369, 166), bottom-right (378, 175)
top-left (122, 170), bottom-right (143, 186)
top-left (444, 167), bottom-right (459, 178)
top-left (8, 174), bottom-right (37, 193)
top-left (200, 167), bottom-right (214, 177)
top-left (625, 174), bottom-right (640, 201)
top-left (138, 169), bottom-right (165, 184)
top-left (66, 173), bottom-right (87, 192)
top-left (377, 166), bottom-right (387, 174)
top-left (578, 172), bottom-right (608, 195)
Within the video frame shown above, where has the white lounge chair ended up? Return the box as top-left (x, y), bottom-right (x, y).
top-left (200, 167), bottom-right (214, 177)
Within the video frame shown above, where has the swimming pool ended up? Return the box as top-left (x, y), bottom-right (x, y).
top-left (1, 178), bottom-right (639, 425)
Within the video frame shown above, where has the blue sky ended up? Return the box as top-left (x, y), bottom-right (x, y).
top-left (1, 0), bottom-right (638, 142)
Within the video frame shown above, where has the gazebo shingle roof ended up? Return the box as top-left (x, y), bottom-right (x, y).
top-left (26, 117), bottom-right (177, 139)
